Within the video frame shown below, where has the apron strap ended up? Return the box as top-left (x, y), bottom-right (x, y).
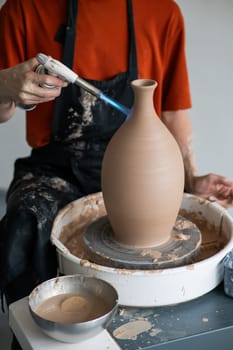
top-left (62, 0), bottom-right (78, 68)
top-left (52, 0), bottom-right (137, 140)
top-left (52, 0), bottom-right (78, 139)
top-left (127, 0), bottom-right (138, 78)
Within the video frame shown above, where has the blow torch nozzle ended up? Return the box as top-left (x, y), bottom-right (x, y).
top-left (36, 53), bottom-right (101, 96)
top-left (36, 53), bottom-right (130, 116)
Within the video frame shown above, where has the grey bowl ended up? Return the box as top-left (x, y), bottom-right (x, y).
top-left (28, 274), bottom-right (118, 343)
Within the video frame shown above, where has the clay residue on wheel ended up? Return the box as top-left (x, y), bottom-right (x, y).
top-left (59, 204), bottom-right (228, 265)
top-left (58, 195), bottom-right (106, 259)
top-left (179, 209), bottom-right (228, 262)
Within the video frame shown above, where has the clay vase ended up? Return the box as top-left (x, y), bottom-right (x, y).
top-left (101, 79), bottom-right (184, 247)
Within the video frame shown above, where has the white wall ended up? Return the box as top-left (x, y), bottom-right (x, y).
top-left (0, 109), bottom-right (29, 188)
top-left (0, 0), bottom-right (233, 190)
top-left (176, 0), bottom-right (233, 180)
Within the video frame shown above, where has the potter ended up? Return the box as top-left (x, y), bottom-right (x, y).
top-left (101, 79), bottom-right (184, 248)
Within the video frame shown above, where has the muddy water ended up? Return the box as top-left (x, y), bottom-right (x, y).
top-left (35, 292), bottom-right (111, 323)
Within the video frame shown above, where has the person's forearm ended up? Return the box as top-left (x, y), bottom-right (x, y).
top-left (0, 99), bottom-right (16, 122)
top-left (0, 68), bottom-right (16, 122)
top-left (162, 109), bottom-right (198, 192)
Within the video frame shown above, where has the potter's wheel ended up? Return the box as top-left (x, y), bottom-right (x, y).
top-left (83, 215), bottom-right (202, 269)
top-left (51, 193), bottom-right (233, 307)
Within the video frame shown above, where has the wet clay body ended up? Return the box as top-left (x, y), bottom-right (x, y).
top-left (101, 79), bottom-right (184, 247)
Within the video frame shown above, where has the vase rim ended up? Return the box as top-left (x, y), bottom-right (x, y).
top-left (131, 79), bottom-right (158, 88)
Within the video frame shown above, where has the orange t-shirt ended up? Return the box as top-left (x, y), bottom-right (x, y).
top-left (0, 0), bottom-right (191, 148)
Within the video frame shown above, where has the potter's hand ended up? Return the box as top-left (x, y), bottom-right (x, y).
top-left (0, 57), bottom-right (67, 121)
top-left (190, 173), bottom-right (233, 209)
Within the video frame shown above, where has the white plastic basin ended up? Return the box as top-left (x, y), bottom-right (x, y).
top-left (51, 193), bottom-right (233, 307)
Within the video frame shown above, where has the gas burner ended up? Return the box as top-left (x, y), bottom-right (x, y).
top-left (83, 215), bottom-right (201, 269)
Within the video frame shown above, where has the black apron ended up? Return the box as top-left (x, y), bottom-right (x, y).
top-left (0, 0), bottom-right (138, 305)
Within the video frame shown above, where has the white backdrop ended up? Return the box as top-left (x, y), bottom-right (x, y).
top-left (0, 0), bottom-right (233, 191)
top-left (177, 0), bottom-right (233, 180)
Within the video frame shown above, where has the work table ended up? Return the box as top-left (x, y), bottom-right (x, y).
top-left (9, 283), bottom-right (233, 350)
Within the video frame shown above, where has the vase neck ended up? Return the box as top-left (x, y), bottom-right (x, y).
top-left (131, 80), bottom-right (157, 117)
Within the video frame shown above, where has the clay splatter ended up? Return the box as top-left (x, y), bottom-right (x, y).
top-left (65, 91), bottom-right (96, 141)
top-left (113, 319), bottom-right (153, 340)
